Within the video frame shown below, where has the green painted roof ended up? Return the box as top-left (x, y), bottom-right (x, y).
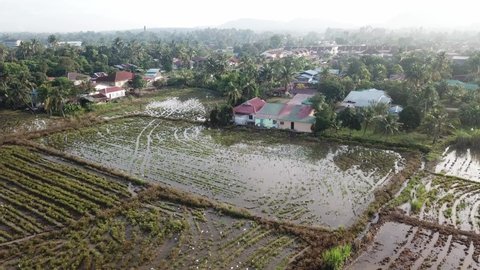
top-left (446, 80), bottom-right (479, 91)
top-left (255, 103), bottom-right (284, 119)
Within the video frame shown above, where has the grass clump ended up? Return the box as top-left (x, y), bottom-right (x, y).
top-left (410, 199), bottom-right (422, 214)
top-left (321, 244), bottom-right (351, 270)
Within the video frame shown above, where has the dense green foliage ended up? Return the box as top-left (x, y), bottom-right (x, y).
top-left (322, 244), bottom-right (352, 270)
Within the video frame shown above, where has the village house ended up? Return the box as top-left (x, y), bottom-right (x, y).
top-left (144, 68), bottom-right (162, 83)
top-left (85, 86), bottom-right (126, 103)
top-left (255, 94), bottom-right (316, 133)
top-left (233, 97), bottom-right (266, 125)
top-left (98, 87), bottom-right (126, 100)
top-left (2, 39), bottom-right (22, 48)
top-left (255, 103), bottom-right (285, 128)
top-left (95, 71), bottom-right (134, 87)
top-left (57, 41), bottom-right (82, 47)
top-left (277, 104), bottom-right (315, 133)
top-left (67, 72), bottom-right (91, 86)
top-left (341, 88), bottom-right (392, 109)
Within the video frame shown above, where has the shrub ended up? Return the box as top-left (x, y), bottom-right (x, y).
top-left (410, 199), bottom-right (422, 214)
top-left (322, 244), bottom-right (351, 270)
top-left (452, 129), bottom-right (480, 150)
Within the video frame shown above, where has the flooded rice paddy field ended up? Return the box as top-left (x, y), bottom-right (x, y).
top-left (349, 221), bottom-right (480, 270)
top-left (397, 173), bottom-right (480, 231)
top-left (41, 117), bottom-right (404, 228)
top-left (435, 147), bottom-right (480, 181)
top-left (351, 147), bottom-right (480, 270)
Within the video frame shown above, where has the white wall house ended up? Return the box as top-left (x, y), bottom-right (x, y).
top-left (100, 87), bottom-right (126, 100)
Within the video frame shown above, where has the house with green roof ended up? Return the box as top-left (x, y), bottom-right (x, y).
top-left (255, 93), bottom-right (316, 133)
top-left (255, 103), bottom-right (284, 129)
top-left (446, 80), bottom-right (479, 91)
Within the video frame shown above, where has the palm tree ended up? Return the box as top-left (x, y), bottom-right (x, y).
top-left (468, 53), bottom-right (480, 75)
top-left (30, 39), bottom-right (41, 55)
top-left (38, 84), bottom-right (66, 117)
top-left (17, 41), bottom-right (33, 59)
top-left (47, 34), bottom-right (58, 49)
top-left (369, 101), bottom-right (389, 117)
top-left (360, 106), bottom-right (375, 135)
top-left (259, 63), bottom-right (274, 85)
top-left (279, 64), bottom-right (295, 94)
top-left (419, 84), bottom-right (439, 115)
top-left (432, 52), bottom-right (451, 80)
top-left (422, 107), bottom-right (454, 144)
top-left (377, 114), bottom-right (401, 136)
top-left (226, 82), bottom-right (242, 106)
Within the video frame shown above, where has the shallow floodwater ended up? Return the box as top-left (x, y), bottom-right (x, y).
top-left (42, 117), bottom-right (403, 228)
top-left (349, 221), bottom-right (480, 270)
top-left (435, 147), bottom-right (480, 181)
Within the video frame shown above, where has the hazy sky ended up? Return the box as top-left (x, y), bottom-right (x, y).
top-left (1, 0), bottom-right (480, 32)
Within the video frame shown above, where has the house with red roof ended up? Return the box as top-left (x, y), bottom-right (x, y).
top-left (277, 104), bottom-right (315, 133)
top-left (87, 86), bottom-right (126, 102)
top-left (99, 87), bottom-right (126, 100)
top-left (233, 97), bottom-right (266, 125)
top-left (254, 94), bottom-right (315, 133)
top-left (95, 71), bottom-right (134, 87)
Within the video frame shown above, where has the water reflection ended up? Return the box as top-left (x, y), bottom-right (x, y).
top-left (436, 146), bottom-right (480, 181)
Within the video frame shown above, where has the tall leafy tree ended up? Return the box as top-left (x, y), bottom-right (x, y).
top-left (318, 77), bottom-right (345, 103)
top-left (399, 106), bottom-right (421, 131)
top-left (337, 107), bottom-right (362, 132)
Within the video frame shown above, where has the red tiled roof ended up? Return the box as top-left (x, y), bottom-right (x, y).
top-left (278, 104), bottom-right (314, 122)
top-left (96, 71), bottom-right (134, 83)
top-left (233, 97), bottom-right (266, 115)
top-left (100, 87), bottom-right (124, 94)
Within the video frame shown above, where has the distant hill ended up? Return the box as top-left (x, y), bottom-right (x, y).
top-left (219, 18), bottom-right (354, 33)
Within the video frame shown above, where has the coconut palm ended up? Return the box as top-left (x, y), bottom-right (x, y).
top-left (422, 107), bottom-right (454, 144)
top-left (360, 106), bottom-right (375, 135)
top-left (38, 84), bottom-right (66, 117)
top-left (47, 34), bottom-right (58, 48)
top-left (377, 114), bottom-right (401, 136)
top-left (226, 82), bottom-right (242, 106)
top-left (279, 63), bottom-right (295, 94)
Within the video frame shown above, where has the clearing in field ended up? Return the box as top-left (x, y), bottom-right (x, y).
top-left (41, 116), bottom-right (404, 228)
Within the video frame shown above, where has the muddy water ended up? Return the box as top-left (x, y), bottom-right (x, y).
top-left (350, 221), bottom-right (480, 270)
top-left (435, 147), bottom-right (480, 181)
top-left (41, 117), bottom-right (404, 228)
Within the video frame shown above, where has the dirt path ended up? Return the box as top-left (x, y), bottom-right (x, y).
top-left (384, 210), bottom-right (480, 243)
